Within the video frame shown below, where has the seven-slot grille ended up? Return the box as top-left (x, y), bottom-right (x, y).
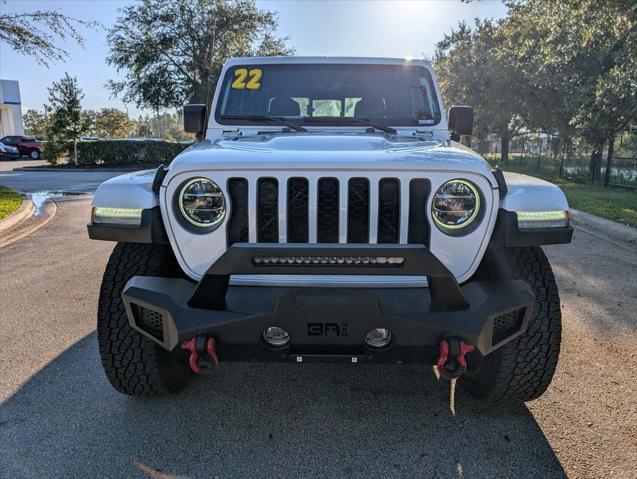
top-left (227, 177), bottom-right (431, 247)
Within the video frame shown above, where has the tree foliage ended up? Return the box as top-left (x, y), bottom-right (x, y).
top-left (23, 109), bottom-right (50, 137)
top-left (0, 8), bottom-right (98, 67)
top-left (434, 0), bottom-right (637, 175)
top-left (106, 0), bottom-right (294, 110)
top-left (133, 112), bottom-right (192, 141)
top-left (45, 73), bottom-right (90, 163)
top-left (435, 20), bottom-right (524, 160)
top-left (92, 108), bottom-right (135, 138)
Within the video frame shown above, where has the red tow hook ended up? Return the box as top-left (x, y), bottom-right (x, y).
top-left (181, 334), bottom-right (219, 374)
top-left (436, 338), bottom-right (475, 380)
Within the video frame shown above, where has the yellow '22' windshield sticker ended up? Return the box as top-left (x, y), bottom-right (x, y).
top-left (232, 68), bottom-right (262, 90)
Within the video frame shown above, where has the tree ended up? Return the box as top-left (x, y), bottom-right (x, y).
top-left (566, 0), bottom-right (637, 184)
top-left (23, 109), bottom-right (50, 137)
top-left (106, 0), bottom-right (294, 111)
top-left (93, 108), bottom-right (134, 138)
top-left (434, 20), bottom-right (523, 163)
top-left (500, 0), bottom-right (637, 182)
top-left (495, 3), bottom-right (579, 160)
top-left (45, 73), bottom-right (90, 164)
top-left (0, 9), bottom-right (97, 67)
top-left (81, 109), bottom-right (98, 134)
top-left (133, 112), bottom-right (192, 141)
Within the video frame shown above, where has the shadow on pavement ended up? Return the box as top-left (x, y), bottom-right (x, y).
top-left (0, 333), bottom-right (565, 478)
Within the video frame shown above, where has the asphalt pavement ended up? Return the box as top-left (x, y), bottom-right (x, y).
top-left (0, 166), bottom-right (636, 478)
top-left (0, 159), bottom-right (124, 193)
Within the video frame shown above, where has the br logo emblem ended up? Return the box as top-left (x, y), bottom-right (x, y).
top-left (307, 322), bottom-right (348, 337)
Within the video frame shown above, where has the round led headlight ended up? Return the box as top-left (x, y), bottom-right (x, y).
top-left (177, 178), bottom-right (226, 229)
top-left (432, 179), bottom-right (482, 233)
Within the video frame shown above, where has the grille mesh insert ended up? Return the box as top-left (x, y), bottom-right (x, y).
top-left (257, 178), bottom-right (279, 242)
top-left (377, 178), bottom-right (400, 243)
top-left (408, 179), bottom-right (431, 246)
top-left (347, 178), bottom-right (370, 243)
top-left (317, 178), bottom-right (339, 243)
top-left (227, 178), bottom-right (249, 246)
top-left (287, 178), bottom-right (309, 243)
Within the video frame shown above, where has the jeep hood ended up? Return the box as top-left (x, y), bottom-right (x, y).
top-left (168, 133), bottom-right (497, 185)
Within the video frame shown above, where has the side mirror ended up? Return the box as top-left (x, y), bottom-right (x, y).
top-left (448, 106), bottom-right (473, 140)
top-left (183, 104), bottom-right (207, 137)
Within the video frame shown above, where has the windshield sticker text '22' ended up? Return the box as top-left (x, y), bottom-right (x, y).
top-left (232, 68), bottom-right (262, 90)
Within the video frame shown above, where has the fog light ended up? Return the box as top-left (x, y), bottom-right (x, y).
top-left (365, 328), bottom-right (392, 348)
top-left (262, 326), bottom-right (290, 347)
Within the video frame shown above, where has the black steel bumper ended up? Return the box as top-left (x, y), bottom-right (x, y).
top-left (122, 244), bottom-right (535, 364)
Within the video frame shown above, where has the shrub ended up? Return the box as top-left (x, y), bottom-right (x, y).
top-left (76, 140), bottom-right (190, 166)
top-left (44, 139), bottom-right (191, 166)
top-left (42, 140), bottom-right (73, 165)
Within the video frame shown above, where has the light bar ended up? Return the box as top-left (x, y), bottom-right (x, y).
top-left (252, 256), bottom-right (405, 267)
top-left (516, 211), bottom-right (569, 230)
top-left (91, 207), bottom-right (143, 227)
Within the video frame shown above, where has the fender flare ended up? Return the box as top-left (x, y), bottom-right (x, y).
top-left (89, 169), bottom-right (167, 243)
top-left (494, 172), bottom-right (572, 246)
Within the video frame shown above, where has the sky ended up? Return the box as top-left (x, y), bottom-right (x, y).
top-left (0, 0), bottom-right (507, 117)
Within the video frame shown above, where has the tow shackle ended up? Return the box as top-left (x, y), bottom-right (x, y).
top-left (436, 337), bottom-right (475, 380)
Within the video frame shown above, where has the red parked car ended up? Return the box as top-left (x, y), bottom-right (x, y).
top-left (0, 135), bottom-right (43, 159)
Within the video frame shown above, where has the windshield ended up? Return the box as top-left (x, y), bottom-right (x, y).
top-left (215, 63), bottom-right (441, 127)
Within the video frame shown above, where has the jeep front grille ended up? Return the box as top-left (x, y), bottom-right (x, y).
top-left (226, 176), bottom-right (431, 247)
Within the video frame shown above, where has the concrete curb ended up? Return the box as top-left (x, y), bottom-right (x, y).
top-left (0, 198), bottom-right (35, 234)
top-left (569, 209), bottom-right (637, 245)
top-left (0, 198), bottom-right (57, 249)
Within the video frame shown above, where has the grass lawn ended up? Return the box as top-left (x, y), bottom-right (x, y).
top-left (0, 185), bottom-right (22, 221)
top-left (555, 180), bottom-right (637, 228)
top-left (501, 166), bottom-right (637, 228)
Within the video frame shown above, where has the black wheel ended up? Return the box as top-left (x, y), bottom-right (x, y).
top-left (97, 242), bottom-right (191, 396)
top-left (30, 149), bottom-right (40, 159)
top-left (464, 246), bottom-right (562, 404)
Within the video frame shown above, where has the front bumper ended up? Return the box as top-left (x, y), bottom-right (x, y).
top-left (122, 244), bottom-right (534, 364)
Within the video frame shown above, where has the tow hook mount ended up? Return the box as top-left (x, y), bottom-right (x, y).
top-left (436, 337), bottom-right (475, 380)
top-left (181, 334), bottom-right (219, 374)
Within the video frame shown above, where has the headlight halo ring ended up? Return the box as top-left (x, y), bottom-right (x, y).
top-left (431, 178), bottom-right (483, 235)
top-left (176, 177), bottom-right (226, 231)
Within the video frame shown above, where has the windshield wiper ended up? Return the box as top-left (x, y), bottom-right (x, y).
top-left (301, 117), bottom-right (397, 135)
top-left (219, 115), bottom-right (307, 132)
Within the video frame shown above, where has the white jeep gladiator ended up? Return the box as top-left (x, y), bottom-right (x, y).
top-left (88, 57), bottom-right (573, 403)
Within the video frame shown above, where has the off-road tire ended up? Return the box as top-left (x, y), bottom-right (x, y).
top-left (97, 242), bottom-right (191, 396)
top-left (465, 246), bottom-right (562, 403)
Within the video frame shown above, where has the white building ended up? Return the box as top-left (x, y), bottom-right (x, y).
top-left (0, 80), bottom-right (24, 137)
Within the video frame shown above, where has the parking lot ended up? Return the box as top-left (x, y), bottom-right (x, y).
top-left (0, 165), bottom-right (636, 478)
